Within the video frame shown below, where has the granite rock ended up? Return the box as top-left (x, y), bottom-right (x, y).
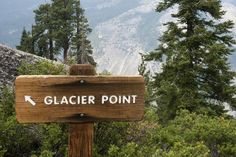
top-left (0, 44), bottom-right (65, 86)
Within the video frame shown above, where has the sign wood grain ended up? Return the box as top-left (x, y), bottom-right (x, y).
top-left (15, 75), bottom-right (145, 123)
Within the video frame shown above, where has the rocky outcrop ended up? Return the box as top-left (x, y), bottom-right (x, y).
top-left (0, 44), bottom-right (64, 86)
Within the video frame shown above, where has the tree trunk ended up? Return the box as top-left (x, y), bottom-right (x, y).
top-left (64, 46), bottom-right (68, 63)
top-left (49, 29), bottom-right (54, 60)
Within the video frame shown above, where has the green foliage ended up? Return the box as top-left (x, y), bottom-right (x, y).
top-left (93, 107), bottom-right (158, 157)
top-left (34, 124), bottom-right (68, 157)
top-left (108, 142), bottom-right (139, 157)
top-left (0, 61), bottom-right (68, 157)
top-left (70, 0), bottom-right (96, 66)
top-left (144, 0), bottom-right (236, 122)
top-left (0, 86), bottom-right (40, 157)
top-left (16, 28), bottom-right (34, 54)
top-left (151, 110), bottom-right (236, 157)
top-left (94, 110), bottom-right (236, 157)
top-left (153, 142), bottom-right (210, 157)
top-left (50, 0), bottom-right (74, 62)
top-left (94, 122), bottom-right (130, 156)
top-left (0, 87), bottom-right (14, 119)
top-left (99, 70), bottom-right (111, 75)
top-left (138, 54), bottom-right (153, 106)
top-left (39, 150), bottom-right (54, 157)
top-left (17, 0), bottom-right (96, 65)
top-left (32, 3), bottom-right (56, 60)
top-left (18, 60), bottom-right (67, 75)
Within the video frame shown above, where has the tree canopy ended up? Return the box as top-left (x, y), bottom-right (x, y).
top-left (145, 0), bottom-right (236, 122)
top-left (17, 0), bottom-right (96, 66)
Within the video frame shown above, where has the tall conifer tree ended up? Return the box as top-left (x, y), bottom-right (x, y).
top-left (33, 4), bottom-right (55, 59)
top-left (145, 0), bottom-right (236, 122)
top-left (17, 0), bottom-right (96, 64)
top-left (51, 0), bottom-right (74, 63)
top-left (17, 28), bottom-right (34, 54)
top-left (71, 0), bottom-right (96, 66)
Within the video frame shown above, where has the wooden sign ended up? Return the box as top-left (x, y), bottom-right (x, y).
top-left (15, 75), bottom-right (145, 123)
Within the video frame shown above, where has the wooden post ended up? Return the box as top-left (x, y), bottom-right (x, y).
top-left (68, 64), bottom-right (96, 157)
top-left (15, 64), bottom-right (145, 156)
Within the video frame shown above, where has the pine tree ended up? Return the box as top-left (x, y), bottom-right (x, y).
top-left (71, 0), bottom-right (96, 66)
top-left (17, 28), bottom-right (34, 53)
top-left (33, 4), bottom-right (56, 60)
top-left (145, 0), bottom-right (236, 122)
top-left (138, 54), bottom-right (152, 105)
top-left (17, 0), bottom-right (96, 64)
top-left (51, 0), bottom-right (74, 63)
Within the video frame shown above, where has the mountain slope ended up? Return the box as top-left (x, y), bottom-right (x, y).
top-left (86, 0), bottom-right (161, 74)
top-left (83, 0), bottom-right (236, 74)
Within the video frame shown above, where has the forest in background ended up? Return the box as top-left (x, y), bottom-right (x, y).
top-left (16, 0), bottom-right (96, 66)
top-left (1, 0), bottom-right (236, 157)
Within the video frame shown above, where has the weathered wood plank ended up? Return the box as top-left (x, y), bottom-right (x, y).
top-left (15, 75), bottom-right (144, 85)
top-left (15, 75), bottom-right (145, 123)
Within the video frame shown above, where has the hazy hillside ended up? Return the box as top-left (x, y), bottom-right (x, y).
top-left (0, 0), bottom-right (236, 74)
top-left (86, 0), bottom-right (161, 74)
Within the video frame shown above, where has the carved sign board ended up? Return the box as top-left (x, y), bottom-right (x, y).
top-left (15, 75), bottom-right (145, 123)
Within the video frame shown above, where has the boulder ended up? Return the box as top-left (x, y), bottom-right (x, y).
top-left (0, 44), bottom-right (65, 86)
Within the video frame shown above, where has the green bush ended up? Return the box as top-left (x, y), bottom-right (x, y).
top-left (0, 86), bottom-right (40, 157)
top-left (151, 110), bottom-right (236, 157)
top-left (0, 60), bottom-right (68, 157)
top-left (93, 107), bottom-right (158, 157)
top-left (18, 60), bottom-right (67, 75)
top-left (95, 110), bottom-right (236, 157)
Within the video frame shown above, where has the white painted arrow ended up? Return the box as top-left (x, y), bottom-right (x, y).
top-left (24, 96), bottom-right (36, 106)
